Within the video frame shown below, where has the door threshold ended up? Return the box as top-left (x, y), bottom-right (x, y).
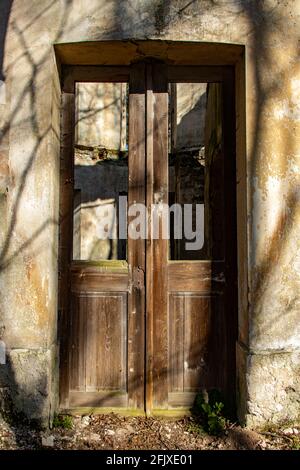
top-left (60, 407), bottom-right (192, 418)
top-left (151, 409), bottom-right (192, 418)
top-left (60, 407), bottom-right (146, 417)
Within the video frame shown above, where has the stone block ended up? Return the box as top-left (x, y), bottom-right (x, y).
top-left (237, 343), bottom-right (300, 427)
top-left (4, 345), bottom-right (58, 427)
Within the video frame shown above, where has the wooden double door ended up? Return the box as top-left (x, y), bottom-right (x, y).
top-left (59, 62), bottom-right (237, 413)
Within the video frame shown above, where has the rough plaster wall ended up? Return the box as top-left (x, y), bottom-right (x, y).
top-left (0, 0), bottom-right (299, 425)
top-left (76, 82), bottom-right (128, 149)
top-left (174, 83), bottom-right (207, 150)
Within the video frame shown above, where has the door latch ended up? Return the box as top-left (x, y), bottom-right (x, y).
top-left (132, 266), bottom-right (145, 290)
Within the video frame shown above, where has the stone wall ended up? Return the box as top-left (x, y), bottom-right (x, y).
top-left (0, 0), bottom-right (299, 427)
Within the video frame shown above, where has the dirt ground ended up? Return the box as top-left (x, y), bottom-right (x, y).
top-left (0, 413), bottom-right (299, 450)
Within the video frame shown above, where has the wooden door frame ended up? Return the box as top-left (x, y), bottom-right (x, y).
top-left (58, 62), bottom-right (238, 415)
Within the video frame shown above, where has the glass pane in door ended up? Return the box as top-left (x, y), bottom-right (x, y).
top-left (73, 82), bottom-right (128, 261)
top-left (168, 82), bottom-right (224, 260)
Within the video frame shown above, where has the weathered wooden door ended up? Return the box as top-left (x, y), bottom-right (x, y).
top-left (59, 63), bottom-right (237, 413)
top-left (145, 65), bottom-right (237, 413)
top-left (59, 64), bottom-right (146, 411)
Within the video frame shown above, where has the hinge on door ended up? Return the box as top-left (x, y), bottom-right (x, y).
top-left (132, 266), bottom-right (145, 290)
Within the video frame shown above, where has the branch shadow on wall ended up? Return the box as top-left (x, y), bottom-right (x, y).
top-left (227, 0), bottom-right (299, 421)
top-left (0, 0), bottom-right (106, 439)
top-left (0, 0), bottom-right (298, 443)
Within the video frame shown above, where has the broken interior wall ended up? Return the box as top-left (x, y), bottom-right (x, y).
top-left (73, 146), bottom-right (128, 261)
top-left (0, 0), bottom-right (299, 426)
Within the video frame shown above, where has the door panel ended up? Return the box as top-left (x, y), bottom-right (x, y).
top-left (69, 76), bottom-right (132, 408)
top-left (69, 291), bottom-right (128, 407)
top-left (148, 67), bottom-right (236, 411)
top-left (59, 66), bottom-right (145, 410)
top-left (169, 294), bottom-right (212, 394)
top-left (168, 293), bottom-right (225, 407)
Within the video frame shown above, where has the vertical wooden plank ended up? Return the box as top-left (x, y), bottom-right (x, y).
top-left (94, 294), bottom-right (127, 391)
top-left (120, 293), bottom-right (127, 392)
top-left (169, 294), bottom-right (184, 393)
top-left (96, 296), bottom-right (106, 389)
top-left (69, 295), bottom-right (79, 391)
top-left (77, 295), bottom-right (87, 391)
top-left (106, 296), bottom-right (122, 389)
top-left (58, 86), bottom-right (75, 407)
top-left (128, 63), bottom-right (146, 409)
top-left (151, 63), bottom-right (169, 409)
top-left (145, 64), bottom-right (154, 415)
top-left (102, 297), bottom-right (113, 390)
top-left (86, 296), bottom-right (98, 391)
top-left (104, 297), bottom-right (113, 389)
top-left (184, 296), bottom-right (210, 391)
